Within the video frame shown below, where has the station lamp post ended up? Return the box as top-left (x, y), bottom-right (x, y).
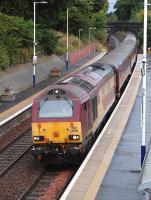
top-left (33, 1), bottom-right (48, 87)
top-left (66, 7), bottom-right (69, 69)
top-left (78, 28), bottom-right (83, 59)
top-left (89, 27), bottom-right (96, 55)
top-left (141, 0), bottom-right (151, 167)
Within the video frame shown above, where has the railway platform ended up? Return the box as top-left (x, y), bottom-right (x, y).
top-left (60, 54), bottom-right (151, 200)
top-left (0, 51), bottom-right (106, 123)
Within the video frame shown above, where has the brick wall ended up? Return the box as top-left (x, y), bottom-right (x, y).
top-left (69, 43), bottom-right (96, 65)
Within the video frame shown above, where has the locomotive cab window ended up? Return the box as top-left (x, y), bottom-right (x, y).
top-left (39, 99), bottom-right (73, 118)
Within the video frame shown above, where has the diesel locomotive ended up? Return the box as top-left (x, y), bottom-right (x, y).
top-left (31, 33), bottom-right (137, 164)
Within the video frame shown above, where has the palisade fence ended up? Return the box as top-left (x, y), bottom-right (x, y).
top-left (8, 45), bottom-right (49, 67)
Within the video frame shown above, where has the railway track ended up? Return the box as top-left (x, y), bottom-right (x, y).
top-left (0, 149), bottom-right (75, 200)
top-left (0, 66), bottom-right (135, 199)
top-left (18, 169), bottom-right (74, 200)
top-left (0, 119), bottom-right (76, 200)
top-left (0, 128), bottom-right (32, 176)
top-left (0, 51), bottom-right (113, 199)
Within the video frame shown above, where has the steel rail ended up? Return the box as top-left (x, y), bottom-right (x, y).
top-left (0, 129), bottom-right (32, 177)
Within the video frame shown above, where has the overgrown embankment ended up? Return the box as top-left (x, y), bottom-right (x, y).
top-left (0, 0), bottom-right (109, 71)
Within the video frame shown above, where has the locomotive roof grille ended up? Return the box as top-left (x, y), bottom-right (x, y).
top-left (92, 64), bottom-right (105, 70)
top-left (70, 77), bottom-right (94, 93)
top-left (82, 64), bottom-right (112, 79)
top-left (71, 78), bottom-right (82, 85)
top-left (58, 77), bottom-right (94, 93)
top-left (84, 71), bottom-right (101, 80)
top-left (80, 81), bottom-right (94, 92)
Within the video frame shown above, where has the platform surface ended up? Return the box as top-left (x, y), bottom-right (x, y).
top-left (96, 57), bottom-right (151, 199)
top-left (60, 54), bottom-right (151, 200)
top-left (96, 58), bottom-right (151, 200)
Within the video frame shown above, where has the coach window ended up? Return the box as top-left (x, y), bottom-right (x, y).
top-left (92, 96), bottom-right (98, 121)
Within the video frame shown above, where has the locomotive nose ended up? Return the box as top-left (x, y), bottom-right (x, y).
top-left (32, 122), bottom-right (82, 144)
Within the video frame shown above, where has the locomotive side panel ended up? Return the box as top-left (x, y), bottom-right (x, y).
top-left (85, 72), bottom-right (116, 139)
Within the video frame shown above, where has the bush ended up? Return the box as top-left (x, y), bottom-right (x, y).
top-left (54, 46), bottom-right (66, 55)
top-left (37, 29), bottom-right (58, 55)
top-left (95, 30), bottom-right (107, 44)
top-left (0, 42), bottom-right (8, 70)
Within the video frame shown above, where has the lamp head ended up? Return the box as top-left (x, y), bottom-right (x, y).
top-left (40, 1), bottom-right (48, 3)
top-left (34, 1), bottom-right (48, 4)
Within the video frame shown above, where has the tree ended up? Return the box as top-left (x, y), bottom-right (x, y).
top-left (0, 40), bottom-right (8, 70)
top-left (114, 0), bottom-right (142, 21)
top-left (0, 0), bottom-right (109, 70)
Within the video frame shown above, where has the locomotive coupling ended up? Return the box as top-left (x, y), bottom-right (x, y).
top-left (31, 146), bottom-right (45, 157)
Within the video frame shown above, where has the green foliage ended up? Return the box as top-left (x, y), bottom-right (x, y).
top-left (114, 0), bottom-right (144, 21)
top-left (0, 0), bottom-right (108, 70)
top-left (0, 0), bottom-right (108, 35)
top-left (0, 11), bottom-right (58, 70)
top-left (95, 30), bottom-right (107, 43)
top-left (107, 13), bottom-right (118, 22)
top-left (93, 10), bottom-right (107, 29)
top-left (68, 5), bottom-right (92, 35)
top-left (37, 28), bottom-right (58, 55)
top-left (0, 41), bottom-right (8, 70)
top-left (114, 0), bottom-right (151, 48)
top-left (0, 12), bottom-right (33, 68)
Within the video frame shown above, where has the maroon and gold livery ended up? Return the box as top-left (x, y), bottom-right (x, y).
top-left (31, 34), bottom-right (137, 164)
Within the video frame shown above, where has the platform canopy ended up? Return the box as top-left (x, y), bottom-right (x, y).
top-left (138, 139), bottom-right (151, 192)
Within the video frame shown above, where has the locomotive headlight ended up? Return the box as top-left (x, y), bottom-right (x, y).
top-left (33, 136), bottom-right (44, 141)
top-left (54, 89), bottom-right (59, 94)
top-left (73, 135), bottom-right (77, 140)
top-left (69, 135), bottom-right (80, 140)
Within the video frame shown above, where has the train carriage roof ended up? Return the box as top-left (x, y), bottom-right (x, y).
top-left (97, 33), bottom-right (136, 68)
top-left (73, 63), bottom-right (113, 85)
